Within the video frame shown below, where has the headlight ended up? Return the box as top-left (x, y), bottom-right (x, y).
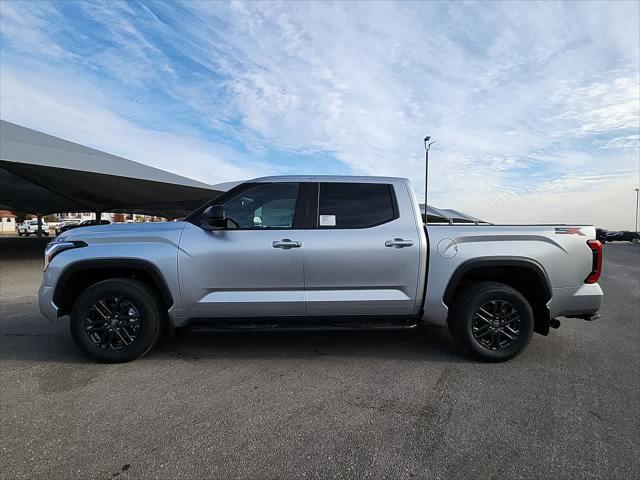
top-left (44, 240), bottom-right (87, 271)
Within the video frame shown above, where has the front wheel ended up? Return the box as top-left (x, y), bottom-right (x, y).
top-left (70, 278), bottom-right (163, 363)
top-left (448, 282), bottom-right (534, 362)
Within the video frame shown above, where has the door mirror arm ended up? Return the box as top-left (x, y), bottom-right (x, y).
top-left (200, 205), bottom-right (227, 231)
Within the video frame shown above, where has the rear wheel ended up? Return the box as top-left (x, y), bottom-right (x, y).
top-left (449, 282), bottom-right (534, 362)
top-left (70, 278), bottom-right (163, 363)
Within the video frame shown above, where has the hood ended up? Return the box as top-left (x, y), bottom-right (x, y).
top-left (57, 221), bottom-right (188, 242)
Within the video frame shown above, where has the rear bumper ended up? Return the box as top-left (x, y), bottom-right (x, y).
top-left (38, 284), bottom-right (59, 321)
top-left (548, 283), bottom-right (603, 319)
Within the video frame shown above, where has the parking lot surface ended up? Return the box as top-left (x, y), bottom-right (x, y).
top-left (1, 237), bottom-right (638, 479)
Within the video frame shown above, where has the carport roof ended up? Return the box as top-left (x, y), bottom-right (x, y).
top-left (419, 204), bottom-right (486, 224)
top-left (0, 120), bottom-right (223, 218)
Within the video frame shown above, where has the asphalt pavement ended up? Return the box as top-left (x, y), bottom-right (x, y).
top-left (1, 237), bottom-right (638, 479)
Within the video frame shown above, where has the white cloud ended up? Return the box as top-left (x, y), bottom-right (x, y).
top-left (596, 135), bottom-right (640, 150)
top-left (534, 171), bottom-right (635, 194)
top-left (0, 0), bottom-right (638, 226)
top-left (469, 174), bottom-right (640, 231)
top-left (552, 76), bottom-right (640, 137)
top-left (0, 1), bottom-right (68, 59)
top-left (173, 1), bottom-right (639, 198)
top-left (0, 65), bottom-right (272, 184)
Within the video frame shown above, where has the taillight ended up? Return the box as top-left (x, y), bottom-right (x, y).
top-left (585, 240), bottom-right (602, 284)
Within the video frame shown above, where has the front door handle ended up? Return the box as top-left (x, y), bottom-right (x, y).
top-left (385, 238), bottom-right (414, 248)
top-left (273, 239), bottom-right (302, 249)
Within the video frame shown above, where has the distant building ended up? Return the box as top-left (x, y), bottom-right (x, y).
top-left (57, 212), bottom-right (116, 222)
top-left (56, 212), bottom-right (165, 223)
top-left (0, 210), bottom-right (16, 232)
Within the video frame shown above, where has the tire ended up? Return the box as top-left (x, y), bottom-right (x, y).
top-left (448, 282), bottom-right (534, 362)
top-left (70, 278), bottom-right (163, 363)
top-left (17, 231), bottom-right (22, 236)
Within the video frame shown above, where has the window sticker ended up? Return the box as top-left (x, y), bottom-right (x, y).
top-left (319, 214), bottom-right (336, 227)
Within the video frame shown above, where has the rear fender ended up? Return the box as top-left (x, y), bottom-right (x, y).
top-left (443, 257), bottom-right (553, 335)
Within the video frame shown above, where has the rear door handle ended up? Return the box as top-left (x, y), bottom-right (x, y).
top-left (385, 238), bottom-right (414, 248)
top-left (273, 239), bottom-right (302, 249)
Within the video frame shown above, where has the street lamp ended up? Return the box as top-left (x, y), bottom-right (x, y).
top-left (424, 136), bottom-right (437, 209)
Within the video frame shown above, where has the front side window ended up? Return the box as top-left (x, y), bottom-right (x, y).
top-left (223, 183), bottom-right (299, 229)
top-left (318, 183), bottom-right (396, 228)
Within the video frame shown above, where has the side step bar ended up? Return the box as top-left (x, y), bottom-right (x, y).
top-left (188, 324), bottom-right (418, 333)
top-left (185, 317), bottom-right (418, 333)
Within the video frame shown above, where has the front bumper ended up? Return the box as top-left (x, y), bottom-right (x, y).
top-left (38, 284), bottom-right (59, 321)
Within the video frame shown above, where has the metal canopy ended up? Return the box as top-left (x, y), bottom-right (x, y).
top-left (419, 204), bottom-right (486, 224)
top-left (0, 120), bottom-right (223, 219)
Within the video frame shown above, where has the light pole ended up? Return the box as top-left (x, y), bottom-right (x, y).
top-left (424, 136), bottom-right (437, 211)
top-left (635, 188), bottom-right (639, 243)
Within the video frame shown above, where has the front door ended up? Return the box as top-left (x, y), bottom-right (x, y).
top-left (178, 182), bottom-right (306, 318)
top-left (304, 181), bottom-right (422, 315)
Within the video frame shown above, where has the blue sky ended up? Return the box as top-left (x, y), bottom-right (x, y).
top-left (1, 1), bottom-right (639, 228)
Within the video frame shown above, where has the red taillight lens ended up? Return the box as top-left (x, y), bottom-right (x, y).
top-left (585, 239), bottom-right (602, 284)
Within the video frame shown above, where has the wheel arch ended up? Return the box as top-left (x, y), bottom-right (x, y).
top-left (53, 259), bottom-right (174, 317)
top-left (443, 257), bottom-right (553, 335)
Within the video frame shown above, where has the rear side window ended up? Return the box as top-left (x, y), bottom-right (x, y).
top-left (318, 183), bottom-right (397, 228)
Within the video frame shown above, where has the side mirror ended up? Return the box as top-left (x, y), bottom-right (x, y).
top-left (201, 205), bottom-right (227, 230)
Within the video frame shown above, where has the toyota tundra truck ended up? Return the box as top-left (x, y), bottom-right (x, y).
top-left (38, 176), bottom-right (603, 363)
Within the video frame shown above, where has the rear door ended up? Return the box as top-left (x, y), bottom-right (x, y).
top-left (178, 182), bottom-right (308, 318)
top-left (304, 181), bottom-right (422, 315)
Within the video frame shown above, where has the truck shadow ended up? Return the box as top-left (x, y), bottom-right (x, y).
top-left (1, 322), bottom-right (470, 365)
top-left (152, 325), bottom-right (471, 364)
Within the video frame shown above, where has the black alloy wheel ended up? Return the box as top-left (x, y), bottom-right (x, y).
top-left (449, 282), bottom-right (534, 362)
top-left (471, 299), bottom-right (521, 351)
top-left (84, 296), bottom-right (142, 351)
top-left (70, 278), bottom-right (163, 363)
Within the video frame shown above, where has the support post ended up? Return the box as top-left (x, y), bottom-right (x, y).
top-left (634, 188), bottom-right (639, 244)
top-left (423, 136), bottom-right (436, 223)
top-left (425, 146), bottom-right (429, 212)
top-left (37, 215), bottom-right (43, 238)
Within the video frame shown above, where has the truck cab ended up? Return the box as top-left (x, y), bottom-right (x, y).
top-left (178, 177), bottom-right (426, 320)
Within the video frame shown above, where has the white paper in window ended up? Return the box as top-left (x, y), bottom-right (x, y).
top-left (319, 215), bottom-right (336, 226)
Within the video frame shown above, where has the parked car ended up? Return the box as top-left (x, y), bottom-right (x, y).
top-left (39, 176), bottom-right (603, 363)
top-left (604, 230), bottom-right (639, 242)
top-left (55, 220), bottom-right (80, 235)
top-left (57, 219), bottom-right (110, 234)
top-left (596, 228), bottom-right (607, 243)
top-left (17, 220), bottom-right (49, 236)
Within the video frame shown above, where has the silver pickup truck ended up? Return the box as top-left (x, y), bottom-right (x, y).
top-left (38, 175), bottom-right (603, 363)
